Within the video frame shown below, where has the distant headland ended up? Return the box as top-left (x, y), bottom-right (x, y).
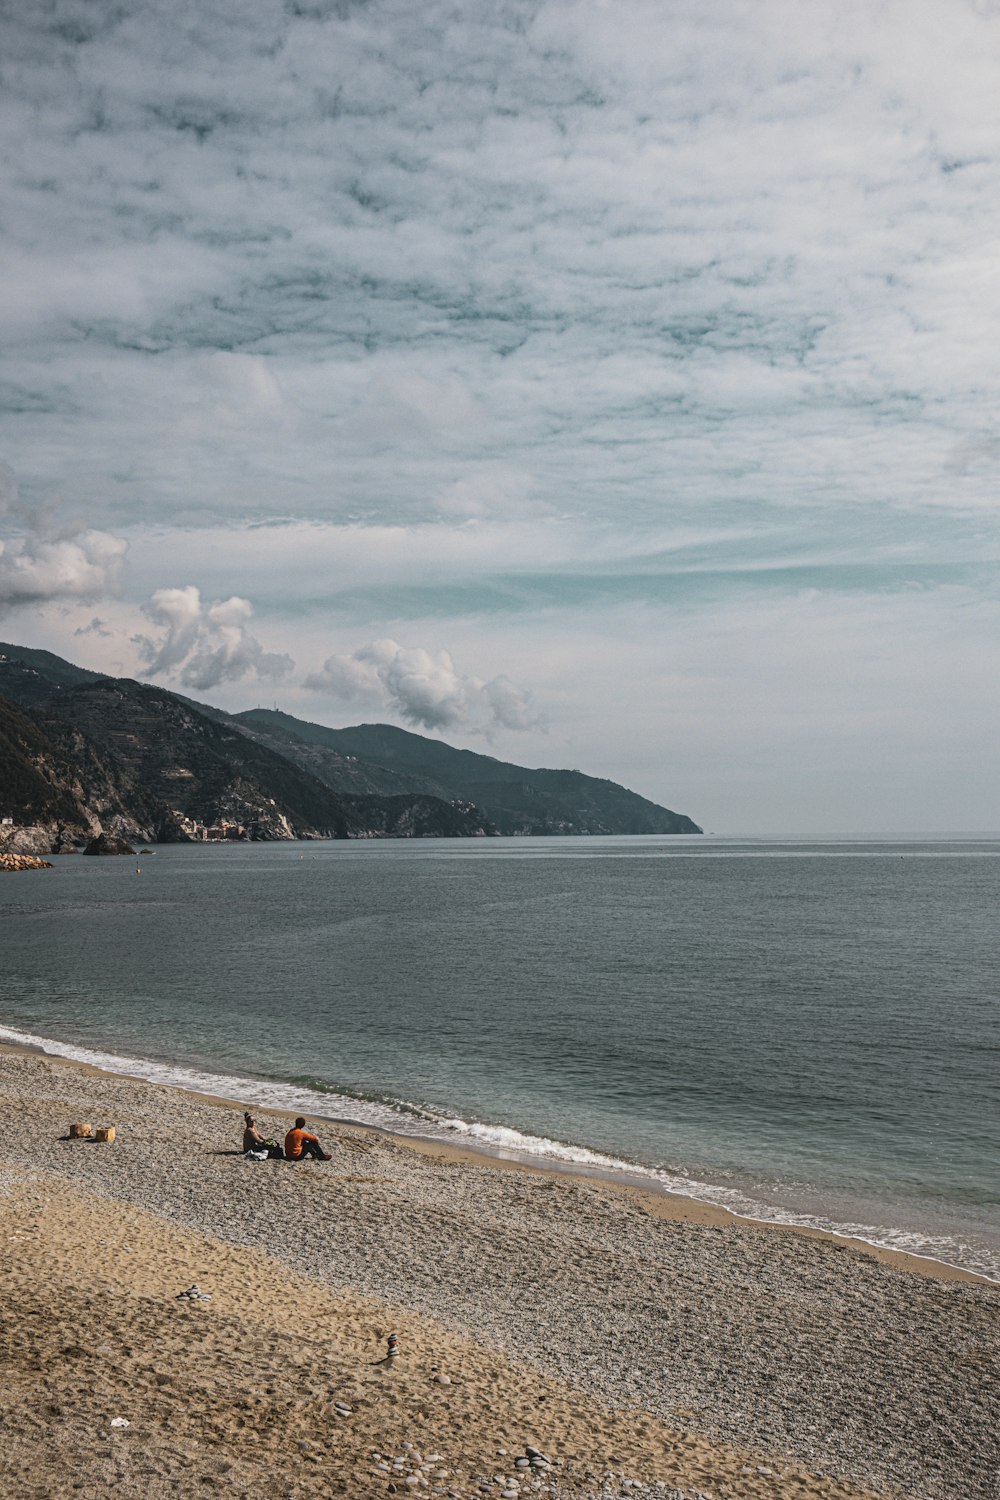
top-left (0, 641), bottom-right (701, 853)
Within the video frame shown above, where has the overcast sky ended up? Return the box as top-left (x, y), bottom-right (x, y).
top-left (2, 0), bottom-right (999, 833)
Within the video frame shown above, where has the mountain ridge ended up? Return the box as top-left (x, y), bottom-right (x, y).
top-left (0, 652), bottom-right (494, 846)
top-left (0, 642), bottom-right (701, 845)
top-left (233, 711), bottom-right (701, 836)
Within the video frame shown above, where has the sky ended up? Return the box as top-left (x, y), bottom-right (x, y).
top-left (1, 0), bottom-right (999, 834)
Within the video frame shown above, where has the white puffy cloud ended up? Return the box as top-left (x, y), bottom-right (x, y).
top-left (305, 638), bottom-right (542, 734)
top-left (0, 462), bottom-right (127, 609)
top-left (482, 674), bottom-right (542, 732)
top-left (136, 585), bottom-right (293, 691)
top-left (0, 530), bottom-right (127, 607)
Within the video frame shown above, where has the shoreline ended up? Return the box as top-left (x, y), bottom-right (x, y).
top-left (0, 1035), bottom-right (991, 1287)
top-left (1, 1042), bottom-right (997, 1500)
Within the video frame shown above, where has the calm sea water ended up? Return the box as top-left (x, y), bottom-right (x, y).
top-left (1, 835), bottom-right (998, 1277)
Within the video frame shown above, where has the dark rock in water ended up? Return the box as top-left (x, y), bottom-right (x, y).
top-left (82, 832), bottom-right (136, 856)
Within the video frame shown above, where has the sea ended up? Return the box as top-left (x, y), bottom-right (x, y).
top-left (1, 835), bottom-right (997, 1279)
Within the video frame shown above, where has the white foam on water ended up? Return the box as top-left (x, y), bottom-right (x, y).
top-left (437, 1117), bottom-right (636, 1170)
top-left (2, 1021), bottom-right (997, 1283)
top-left (437, 1116), bottom-right (1000, 1281)
top-left (0, 1022), bottom-right (424, 1132)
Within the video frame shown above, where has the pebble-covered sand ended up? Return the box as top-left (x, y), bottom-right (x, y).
top-left (0, 1047), bottom-right (997, 1500)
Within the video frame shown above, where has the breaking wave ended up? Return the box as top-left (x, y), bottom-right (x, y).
top-left (1, 1021), bottom-right (996, 1283)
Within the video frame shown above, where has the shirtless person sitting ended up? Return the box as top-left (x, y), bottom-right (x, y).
top-left (284, 1116), bottom-right (332, 1161)
top-left (243, 1112), bottom-right (283, 1158)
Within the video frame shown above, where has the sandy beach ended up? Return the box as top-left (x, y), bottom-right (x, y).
top-left (0, 1046), bottom-right (996, 1500)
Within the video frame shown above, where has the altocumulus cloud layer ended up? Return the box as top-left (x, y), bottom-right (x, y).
top-left (2, 0), bottom-right (1000, 829)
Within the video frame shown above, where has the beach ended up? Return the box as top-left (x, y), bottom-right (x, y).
top-left (0, 1046), bottom-right (996, 1500)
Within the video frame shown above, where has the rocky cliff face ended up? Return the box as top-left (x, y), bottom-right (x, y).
top-left (0, 695), bottom-right (166, 848)
top-left (0, 641), bottom-right (700, 846)
top-left (45, 677), bottom-right (350, 840)
top-left (0, 663), bottom-right (494, 849)
top-left (0, 824), bottom-right (59, 857)
top-left (342, 794), bottom-right (492, 838)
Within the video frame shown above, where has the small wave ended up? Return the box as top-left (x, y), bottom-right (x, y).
top-left (285, 1075), bottom-right (441, 1123)
top-left (438, 1117), bottom-right (999, 1279)
top-left (1, 1021), bottom-right (997, 1282)
top-left (439, 1117), bottom-right (638, 1168)
top-left (0, 1023), bottom-right (422, 1134)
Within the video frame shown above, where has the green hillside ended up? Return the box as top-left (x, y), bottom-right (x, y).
top-left (237, 711), bottom-right (701, 836)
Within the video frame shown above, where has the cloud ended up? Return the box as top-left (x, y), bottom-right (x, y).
top-left (304, 638), bottom-right (542, 733)
top-left (136, 585), bottom-right (293, 691)
top-left (0, 530), bottom-right (127, 608)
top-left (0, 462), bottom-right (127, 609)
top-left (74, 615), bottom-right (112, 637)
top-left (5, 1), bottom-right (1000, 828)
top-left (6, 0), bottom-right (1000, 538)
top-left (434, 470), bottom-right (539, 521)
top-left (481, 673), bottom-right (542, 732)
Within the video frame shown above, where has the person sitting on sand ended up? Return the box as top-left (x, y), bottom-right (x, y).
top-left (243, 1112), bottom-right (283, 1159)
top-left (284, 1117), bottom-right (332, 1161)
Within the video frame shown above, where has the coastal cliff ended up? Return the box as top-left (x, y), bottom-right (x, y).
top-left (0, 680), bottom-right (493, 849)
top-left (0, 641), bottom-right (700, 847)
top-left (236, 712), bottom-right (702, 835)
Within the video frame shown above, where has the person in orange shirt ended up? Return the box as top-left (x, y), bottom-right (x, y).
top-left (284, 1116), bottom-right (332, 1161)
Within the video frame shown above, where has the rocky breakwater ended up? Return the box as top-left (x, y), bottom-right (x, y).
top-left (0, 850), bottom-right (53, 871)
